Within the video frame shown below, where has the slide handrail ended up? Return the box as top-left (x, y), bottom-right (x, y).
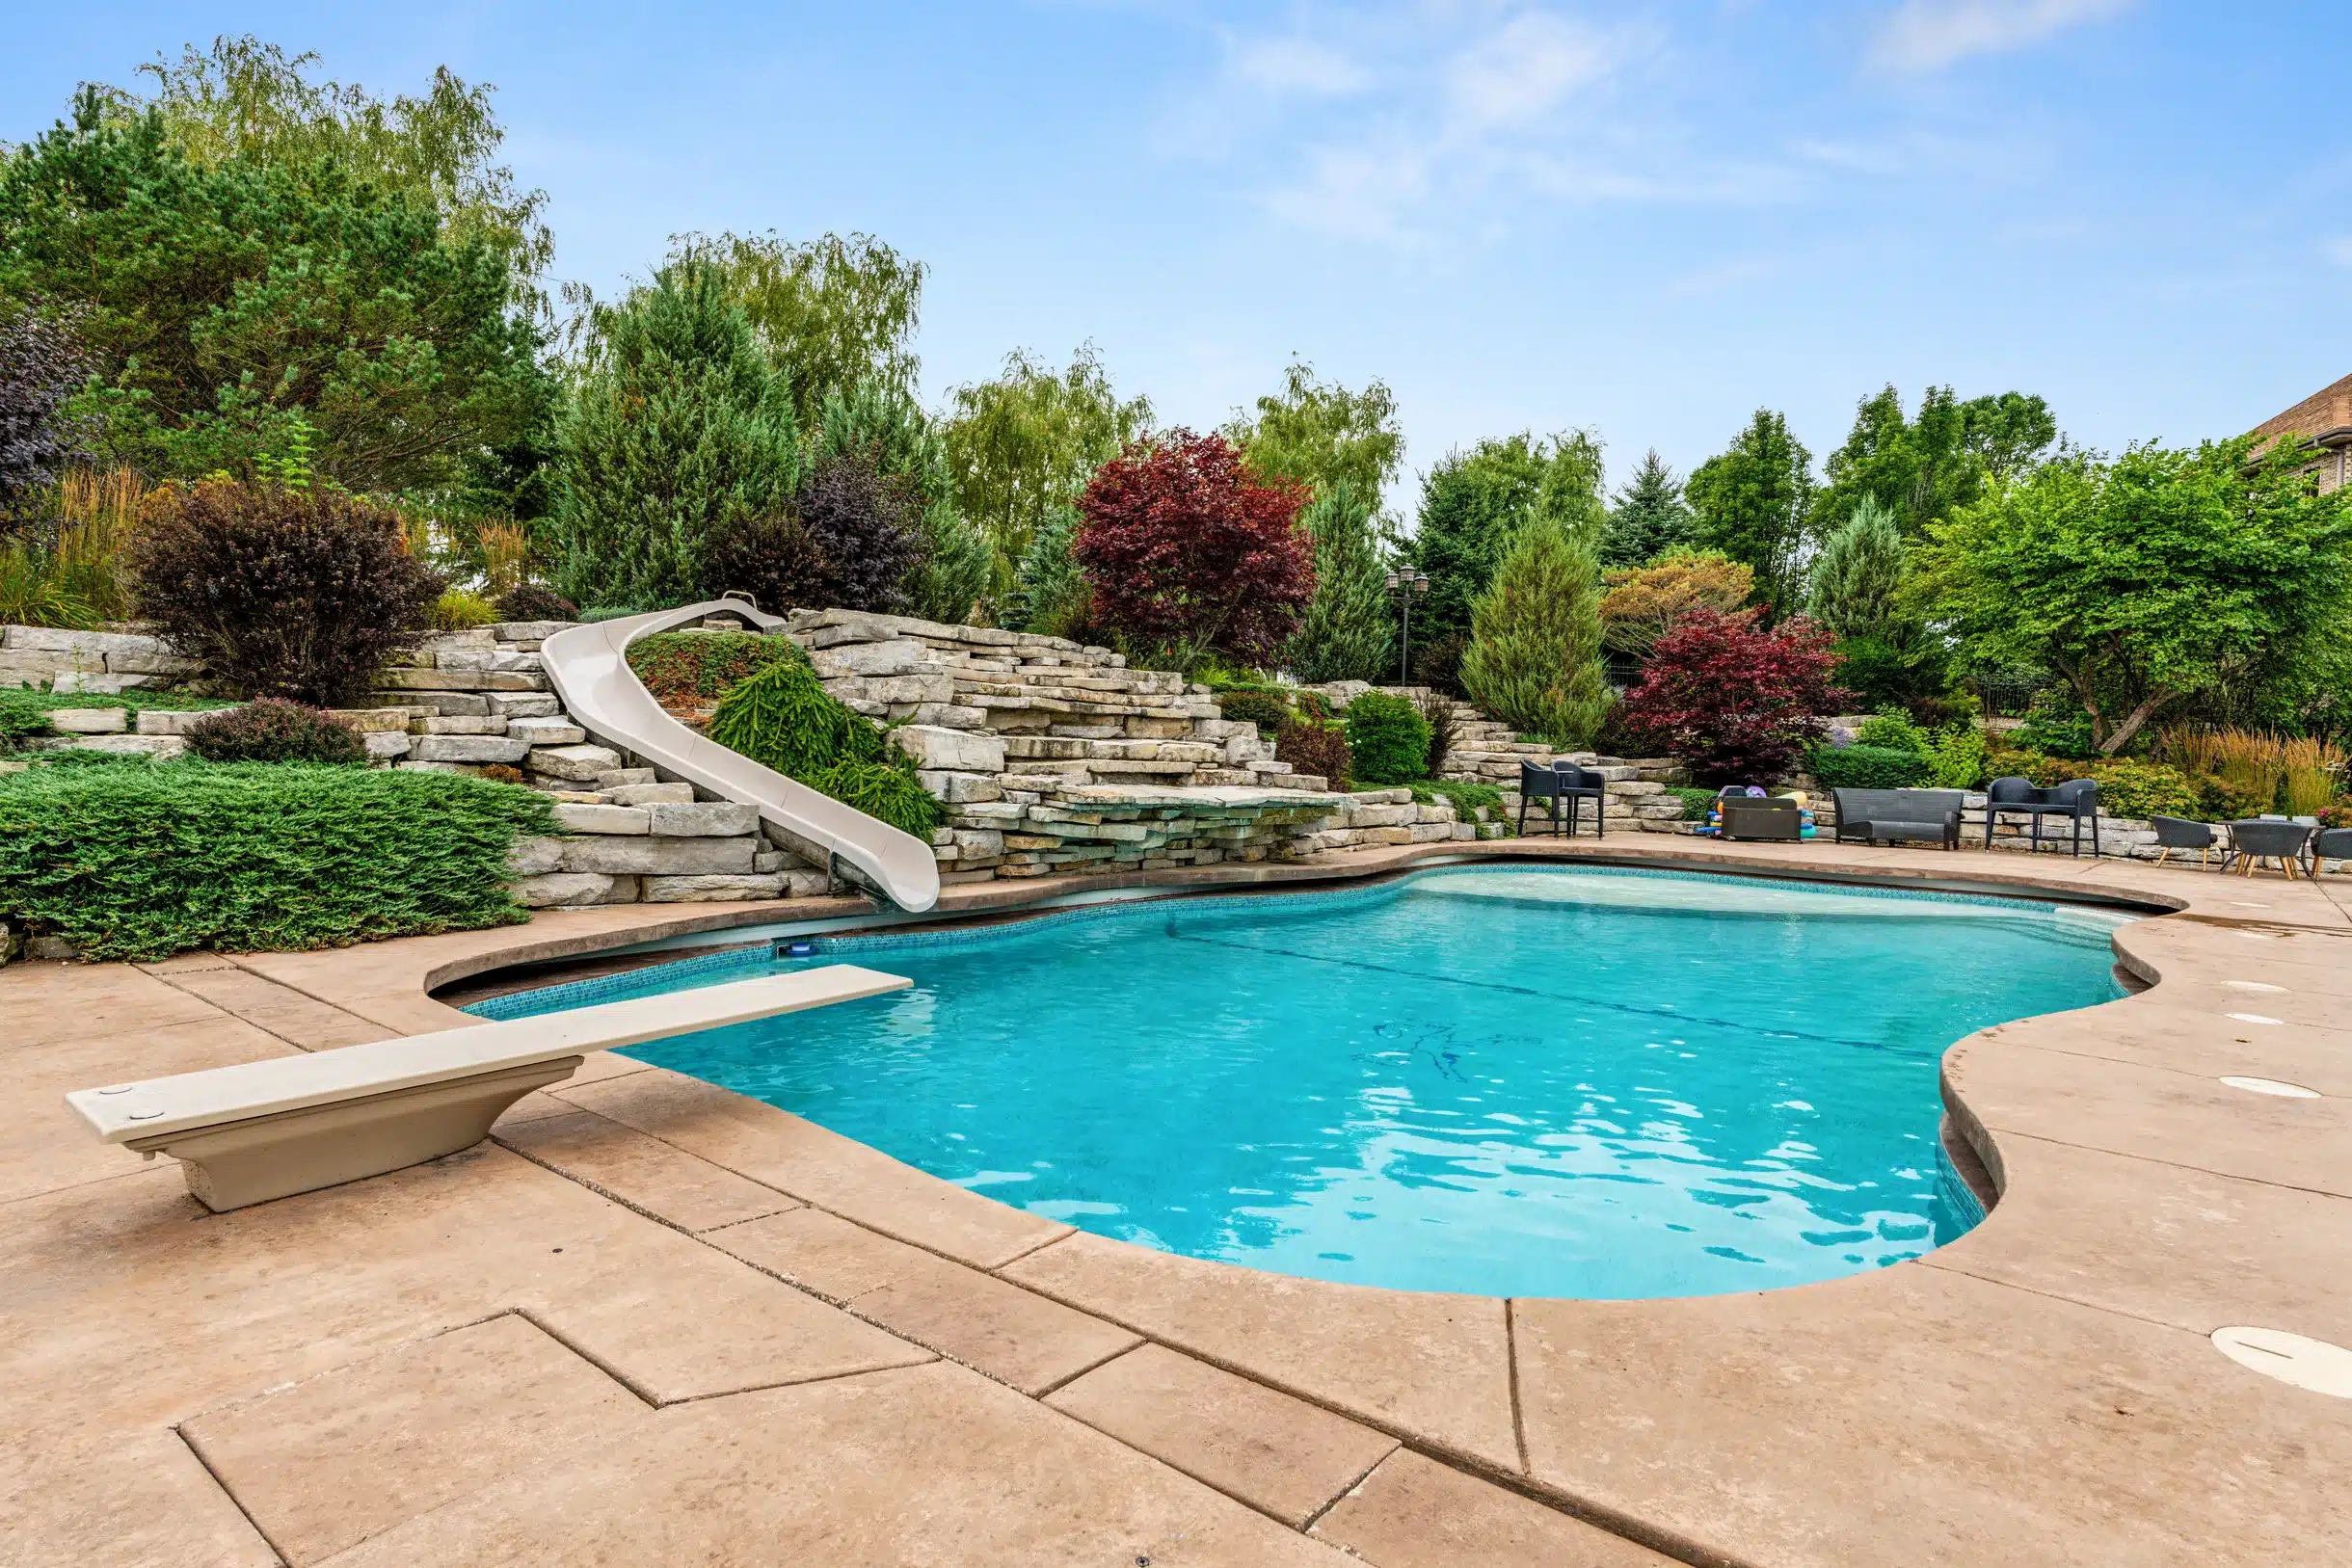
top-left (539, 603), bottom-right (941, 912)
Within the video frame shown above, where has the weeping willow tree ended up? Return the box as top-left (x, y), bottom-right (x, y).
top-left (1285, 481), bottom-right (1395, 682)
top-left (1458, 515), bottom-right (1611, 747)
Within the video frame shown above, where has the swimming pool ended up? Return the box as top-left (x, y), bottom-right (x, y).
top-left (475, 865), bottom-right (2130, 1300)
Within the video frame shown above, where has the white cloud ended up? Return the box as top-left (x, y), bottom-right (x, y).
top-left (1230, 35), bottom-right (1374, 98)
top-left (1444, 13), bottom-right (1618, 128)
top-left (1871, 0), bottom-right (2133, 74)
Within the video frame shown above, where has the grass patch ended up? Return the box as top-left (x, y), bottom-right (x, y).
top-left (0, 762), bottom-right (553, 961)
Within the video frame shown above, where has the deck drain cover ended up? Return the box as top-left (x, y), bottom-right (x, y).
top-left (2219, 1076), bottom-right (2320, 1099)
top-left (2212, 1328), bottom-right (2352, 1397)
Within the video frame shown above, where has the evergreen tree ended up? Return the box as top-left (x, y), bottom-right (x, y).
top-left (1011, 504), bottom-right (1091, 641)
top-left (1286, 481), bottom-right (1396, 683)
top-left (1404, 430), bottom-right (1604, 648)
top-left (1807, 494), bottom-right (1908, 640)
top-left (1458, 515), bottom-right (1611, 747)
top-left (1686, 410), bottom-right (1815, 619)
top-left (549, 268), bottom-right (800, 609)
top-left (1603, 449), bottom-right (1696, 567)
top-left (817, 379), bottom-right (989, 624)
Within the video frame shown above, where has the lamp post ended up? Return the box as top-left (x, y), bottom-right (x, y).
top-left (1385, 569), bottom-right (1430, 685)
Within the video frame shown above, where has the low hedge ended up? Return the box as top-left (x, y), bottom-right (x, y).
top-left (1996, 751), bottom-right (2204, 820)
top-left (0, 763), bottom-right (554, 962)
top-left (1806, 743), bottom-right (1932, 790)
top-left (1273, 720), bottom-right (1351, 791)
top-left (186, 700), bottom-right (365, 764)
top-left (1671, 785), bottom-right (1718, 820)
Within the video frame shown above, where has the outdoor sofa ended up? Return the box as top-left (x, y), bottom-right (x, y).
top-left (1831, 787), bottom-right (1965, 850)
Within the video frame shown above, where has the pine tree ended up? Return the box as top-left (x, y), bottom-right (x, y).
top-left (1286, 481), bottom-right (1396, 683)
top-left (1807, 494), bottom-right (1907, 639)
top-left (1011, 504), bottom-right (1091, 640)
top-left (550, 268), bottom-right (801, 609)
top-left (1458, 515), bottom-right (1611, 746)
top-left (1603, 449), bottom-right (1696, 567)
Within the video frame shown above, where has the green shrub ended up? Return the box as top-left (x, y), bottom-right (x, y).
top-left (627, 631), bottom-right (799, 705)
top-left (495, 584), bottom-right (578, 623)
top-left (1273, 720), bottom-right (1350, 791)
top-left (1919, 726), bottom-right (1988, 790)
top-left (1216, 688), bottom-right (1295, 739)
top-left (1807, 743), bottom-right (1931, 790)
top-left (1856, 709), bottom-right (1930, 757)
top-left (2000, 751), bottom-right (2202, 819)
top-left (186, 700), bottom-right (365, 764)
top-left (1343, 691), bottom-right (1432, 786)
top-left (0, 688), bottom-right (234, 742)
top-left (129, 481), bottom-right (443, 705)
top-left (2013, 692), bottom-right (2100, 760)
top-left (705, 648), bottom-right (941, 838)
top-left (0, 763), bottom-right (552, 961)
top-left (1672, 785), bottom-right (1718, 820)
top-left (429, 588), bottom-right (499, 630)
top-left (1405, 778), bottom-right (1504, 816)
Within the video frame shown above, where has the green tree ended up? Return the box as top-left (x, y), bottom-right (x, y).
top-left (815, 380), bottom-right (989, 624)
top-left (548, 268), bottom-right (800, 609)
top-left (1603, 448), bottom-right (1697, 567)
top-left (122, 36), bottom-right (553, 286)
top-left (1686, 410), bottom-right (1814, 618)
top-left (1010, 505), bottom-right (1091, 640)
top-left (1286, 481), bottom-right (1396, 683)
top-left (942, 344), bottom-right (1153, 605)
top-left (1404, 430), bottom-right (1605, 648)
top-left (1811, 384), bottom-right (2058, 539)
top-left (0, 89), bottom-right (549, 500)
top-left (1807, 494), bottom-right (1907, 640)
top-left (1458, 514), bottom-right (1611, 747)
top-left (1223, 360), bottom-right (1403, 501)
top-left (666, 230), bottom-right (924, 428)
top-left (1919, 437), bottom-right (2352, 754)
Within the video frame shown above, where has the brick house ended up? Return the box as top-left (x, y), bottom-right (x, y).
top-left (2252, 371), bottom-right (2352, 492)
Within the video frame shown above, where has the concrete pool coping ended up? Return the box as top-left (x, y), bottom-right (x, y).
top-left (5, 837), bottom-right (2348, 1566)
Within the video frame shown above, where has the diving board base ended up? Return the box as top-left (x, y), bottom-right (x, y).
top-left (126, 1056), bottom-right (582, 1212)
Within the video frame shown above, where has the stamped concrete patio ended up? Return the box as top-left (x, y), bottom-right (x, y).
top-left (4, 837), bottom-right (2348, 1567)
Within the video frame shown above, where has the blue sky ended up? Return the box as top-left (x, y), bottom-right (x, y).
top-left (6, 2), bottom-right (2347, 501)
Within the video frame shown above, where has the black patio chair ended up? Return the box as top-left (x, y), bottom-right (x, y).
top-left (2225, 819), bottom-right (2313, 879)
top-left (1983, 776), bottom-right (2101, 858)
top-left (2150, 815), bottom-right (2218, 868)
top-left (1518, 760), bottom-right (1606, 837)
top-left (2311, 827), bottom-right (2352, 877)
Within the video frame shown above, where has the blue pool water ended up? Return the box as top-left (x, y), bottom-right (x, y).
top-left (475, 866), bottom-right (2129, 1299)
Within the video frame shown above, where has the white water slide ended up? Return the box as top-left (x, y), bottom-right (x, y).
top-left (540, 601), bottom-right (942, 913)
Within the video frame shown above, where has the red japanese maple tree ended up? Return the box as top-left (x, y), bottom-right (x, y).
top-left (1074, 430), bottom-right (1316, 669)
top-left (1617, 608), bottom-right (1852, 784)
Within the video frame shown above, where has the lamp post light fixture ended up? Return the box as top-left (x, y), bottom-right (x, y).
top-left (1385, 569), bottom-right (1430, 685)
